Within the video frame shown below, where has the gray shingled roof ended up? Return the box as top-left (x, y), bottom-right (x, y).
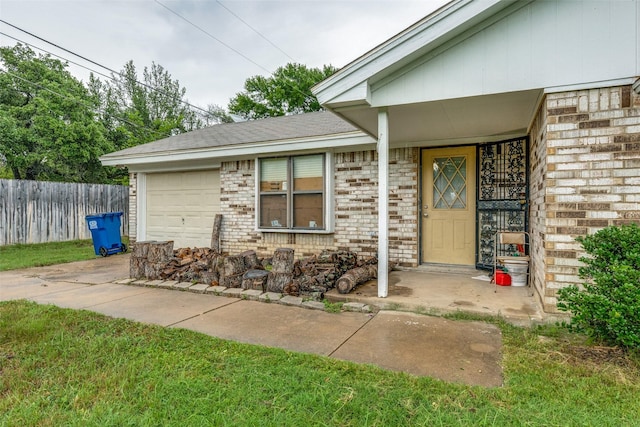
top-left (102, 111), bottom-right (361, 159)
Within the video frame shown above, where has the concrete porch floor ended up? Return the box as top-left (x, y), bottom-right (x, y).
top-left (326, 266), bottom-right (547, 326)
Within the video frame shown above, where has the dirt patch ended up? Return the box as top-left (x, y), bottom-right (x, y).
top-left (564, 345), bottom-right (638, 369)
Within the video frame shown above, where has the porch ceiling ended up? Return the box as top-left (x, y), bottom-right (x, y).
top-left (332, 89), bottom-right (543, 146)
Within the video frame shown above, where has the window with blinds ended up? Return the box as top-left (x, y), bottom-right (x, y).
top-left (258, 154), bottom-right (325, 230)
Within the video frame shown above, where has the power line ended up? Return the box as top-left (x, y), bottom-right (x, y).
top-left (215, 0), bottom-right (294, 62)
top-left (153, 1), bottom-right (322, 113)
top-left (154, 0), bottom-right (273, 75)
top-left (3, 70), bottom-right (170, 140)
top-left (0, 31), bottom-right (115, 84)
top-left (0, 19), bottom-right (214, 118)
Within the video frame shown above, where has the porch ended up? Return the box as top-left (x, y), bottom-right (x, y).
top-left (326, 266), bottom-right (550, 326)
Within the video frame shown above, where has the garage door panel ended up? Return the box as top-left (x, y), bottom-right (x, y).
top-left (146, 170), bottom-right (220, 248)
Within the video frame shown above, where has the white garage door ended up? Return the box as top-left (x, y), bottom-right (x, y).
top-left (146, 170), bottom-right (220, 248)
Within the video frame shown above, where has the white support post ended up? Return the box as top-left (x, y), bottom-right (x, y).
top-left (377, 108), bottom-right (389, 298)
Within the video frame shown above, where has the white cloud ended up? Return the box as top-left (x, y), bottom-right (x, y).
top-left (0, 0), bottom-right (448, 108)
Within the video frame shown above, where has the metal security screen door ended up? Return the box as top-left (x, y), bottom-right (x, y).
top-left (476, 138), bottom-right (529, 269)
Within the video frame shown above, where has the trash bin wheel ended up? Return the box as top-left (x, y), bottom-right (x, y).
top-left (121, 243), bottom-right (127, 253)
top-left (99, 247), bottom-right (109, 257)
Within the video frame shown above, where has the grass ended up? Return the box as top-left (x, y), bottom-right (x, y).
top-left (1, 300), bottom-right (639, 426)
top-left (0, 238), bottom-right (128, 271)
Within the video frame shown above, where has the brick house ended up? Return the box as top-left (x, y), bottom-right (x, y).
top-left (101, 0), bottom-right (640, 313)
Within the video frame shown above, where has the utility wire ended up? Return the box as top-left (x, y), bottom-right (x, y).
top-left (154, 0), bottom-right (273, 75)
top-left (215, 0), bottom-right (294, 62)
top-left (1, 31), bottom-right (116, 84)
top-left (154, 1), bottom-right (319, 110)
top-left (0, 19), bottom-right (214, 117)
top-left (3, 69), bottom-right (170, 140)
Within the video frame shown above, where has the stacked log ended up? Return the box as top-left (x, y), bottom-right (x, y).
top-left (130, 240), bottom-right (151, 278)
top-left (241, 250), bottom-right (262, 270)
top-left (267, 248), bottom-right (294, 293)
top-left (335, 257), bottom-right (397, 294)
top-left (220, 255), bottom-right (246, 288)
top-left (156, 247), bottom-right (219, 284)
top-left (130, 241), bottom-right (174, 280)
top-left (241, 269), bottom-right (269, 291)
top-left (210, 214), bottom-right (223, 252)
top-left (130, 243), bottom-right (389, 297)
top-left (336, 265), bottom-right (378, 294)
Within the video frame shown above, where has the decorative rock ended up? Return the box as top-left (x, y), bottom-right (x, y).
top-left (158, 281), bottom-right (177, 288)
top-left (342, 302), bottom-right (367, 312)
top-left (223, 288), bottom-right (243, 297)
top-left (279, 295), bottom-right (303, 307)
top-left (189, 284), bottom-right (209, 293)
top-left (205, 285), bottom-right (226, 295)
top-left (259, 292), bottom-right (282, 303)
top-left (241, 289), bottom-right (263, 301)
top-left (144, 279), bottom-right (165, 287)
top-left (174, 282), bottom-right (193, 291)
top-left (302, 300), bottom-right (326, 311)
top-left (131, 279), bottom-right (149, 286)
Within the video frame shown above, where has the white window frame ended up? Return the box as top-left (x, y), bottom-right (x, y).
top-left (255, 152), bottom-right (334, 233)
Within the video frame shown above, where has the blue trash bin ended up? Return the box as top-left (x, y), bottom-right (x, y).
top-left (86, 212), bottom-right (127, 257)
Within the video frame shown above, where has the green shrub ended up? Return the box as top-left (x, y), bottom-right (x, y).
top-left (557, 224), bottom-right (640, 349)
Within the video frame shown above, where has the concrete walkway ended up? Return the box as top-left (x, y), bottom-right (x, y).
top-left (0, 255), bottom-right (503, 387)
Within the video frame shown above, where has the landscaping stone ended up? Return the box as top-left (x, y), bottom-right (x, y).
top-left (279, 295), bottom-right (303, 307)
top-left (223, 288), bottom-right (243, 297)
top-left (157, 281), bottom-right (176, 289)
top-left (145, 279), bottom-right (165, 287)
top-left (131, 279), bottom-right (149, 286)
top-left (259, 292), bottom-right (282, 303)
top-left (174, 282), bottom-right (193, 291)
top-left (205, 285), bottom-right (226, 295)
top-left (343, 302), bottom-right (367, 312)
top-left (115, 278), bottom-right (136, 285)
top-left (189, 284), bottom-right (209, 293)
top-left (301, 300), bottom-right (326, 311)
top-left (242, 289), bottom-right (263, 301)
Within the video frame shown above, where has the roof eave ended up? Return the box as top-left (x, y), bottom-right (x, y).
top-left (100, 131), bottom-right (374, 168)
top-left (313, 0), bottom-right (520, 108)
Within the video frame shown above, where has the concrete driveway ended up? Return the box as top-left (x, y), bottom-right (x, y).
top-left (0, 254), bottom-right (503, 387)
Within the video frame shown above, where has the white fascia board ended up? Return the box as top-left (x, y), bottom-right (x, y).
top-left (100, 132), bottom-right (374, 168)
top-left (313, 0), bottom-right (509, 107)
top-left (320, 81), bottom-right (371, 108)
top-left (544, 78), bottom-right (639, 95)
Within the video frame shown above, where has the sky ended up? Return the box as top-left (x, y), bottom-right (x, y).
top-left (0, 0), bottom-right (449, 110)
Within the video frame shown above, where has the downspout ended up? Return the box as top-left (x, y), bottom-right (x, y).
top-left (377, 108), bottom-right (389, 298)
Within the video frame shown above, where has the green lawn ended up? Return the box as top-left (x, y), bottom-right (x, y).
top-left (1, 300), bottom-right (638, 426)
top-left (0, 239), bottom-right (128, 271)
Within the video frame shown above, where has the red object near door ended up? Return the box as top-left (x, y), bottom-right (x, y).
top-left (495, 270), bottom-right (511, 286)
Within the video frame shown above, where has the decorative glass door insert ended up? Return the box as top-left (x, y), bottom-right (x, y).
top-left (433, 156), bottom-right (467, 209)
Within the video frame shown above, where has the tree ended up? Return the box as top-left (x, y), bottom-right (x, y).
top-left (0, 44), bottom-right (114, 183)
top-left (91, 61), bottom-right (201, 149)
top-left (228, 63), bottom-right (337, 120)
top-left (203, 104), bottom-right (234, 126)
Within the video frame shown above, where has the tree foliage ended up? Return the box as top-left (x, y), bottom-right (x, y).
top-left (91, 61), bottom-right (200, 149)
top-left (228, 63), bottom-right (337, 120)
top-left (1, 44), bottom-right (230, 184)
top-left (557, 224), bottom-right (640, 349)
top-left (0, 44), bottom-right (114, 183)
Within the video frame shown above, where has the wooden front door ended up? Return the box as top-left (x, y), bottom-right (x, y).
top-left (421, 146), bottom-right (476, 265)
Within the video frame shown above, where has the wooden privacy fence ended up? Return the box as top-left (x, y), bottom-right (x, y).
top-left (0, 179), bottom-right (129, 246)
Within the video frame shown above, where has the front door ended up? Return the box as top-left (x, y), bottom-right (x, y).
top-left (421, 146), bottom-right (476, 265)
